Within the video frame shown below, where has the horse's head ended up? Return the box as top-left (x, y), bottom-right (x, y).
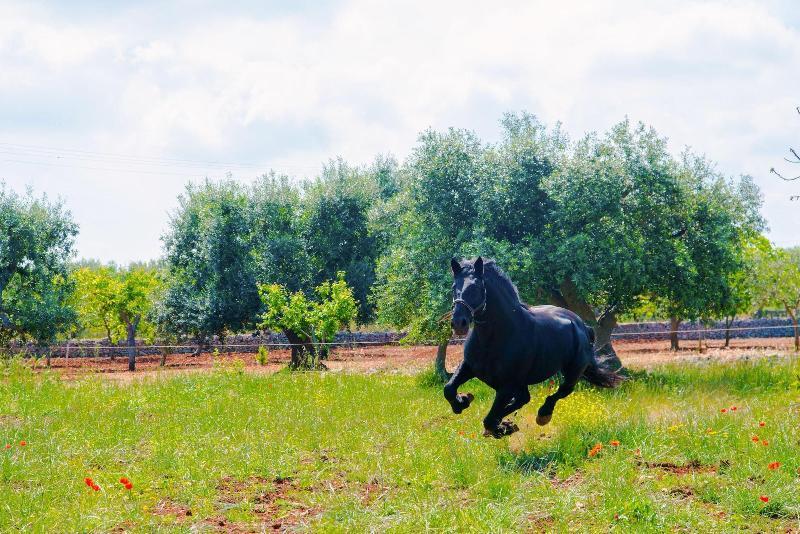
top-left (450, 256), bottom-right (486, 335)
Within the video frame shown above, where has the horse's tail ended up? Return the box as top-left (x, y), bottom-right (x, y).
top-left (583, 359), bottom-right (624, 388)
top-left (581, 325), bottom-right (624, 388)
top-left (573, 322), bottom-right (625, 388)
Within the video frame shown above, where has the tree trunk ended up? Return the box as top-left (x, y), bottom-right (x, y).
top-left (126, 318), bottom-right (139, 372)
top-left (556, 279), bottom-right (623, 371)
top-left (435, 341), bottom-right (451, 381)
top-left (724, 316), bottom-right (733, 348)
top-left (45, 347), bottom-right (51, 368)
top-left (787, 307), bottom-right (799, 352)
top-left (105, 322), bottom-right (114, 361)
top-left (593, 311), bottom-right (623, 371)
top-left (670, 316), bottom-right (680, 351)
top-left (193, 337), bottom-right (209, 357)
top-left (284, 330), bottom-right (321, 370)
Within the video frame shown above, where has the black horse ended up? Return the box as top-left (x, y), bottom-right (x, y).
top-left (445, 257), bottom-right (623, 438)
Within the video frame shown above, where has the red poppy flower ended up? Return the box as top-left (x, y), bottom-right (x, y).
top-left (4, 444), bottom-right (10, 450)
top-left (92, 484), bottom-right (100, 491)
top-left (123, 482), bottom-right (133, 490)
top-left (84, 477), bottom-right (94, 487)
top-left (19, 441), bottom-right (26, 446)
top-left (751, 435), bottom-right (760, 442)
top-left (119, 477), bottom-right (130, 485)
top-left (720, 408), bottom-right (727, 413)
top-left (730, 406), bottom-right (737, 411)
top-left (588, 443), bottom-right (603, 457)
top-left (768, 462), bottom-right (781, 470)
top-left (762, 440), bottom-right (769, 446)
top-left (759, 421), bottom-right (766, 427)
top-left (610, 440), bottom-right (620, 447)
top-left (759, 495), bottom-right (769, 503)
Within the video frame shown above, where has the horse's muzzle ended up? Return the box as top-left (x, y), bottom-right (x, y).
top-left (451, 316), bottom-right (469, 336)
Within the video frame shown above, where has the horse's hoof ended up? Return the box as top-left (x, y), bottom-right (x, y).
top-left (483, 420), bottom-right (519, 439)
top-left (536, 414), bottom-right (552, 426)
top-left (501, 421), bottom-right (519, 435)
top-left (453, 393), bottom-right (473, 414)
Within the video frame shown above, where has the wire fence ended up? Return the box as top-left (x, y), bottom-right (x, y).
top-left (6, 322), bottom-right (797, 359)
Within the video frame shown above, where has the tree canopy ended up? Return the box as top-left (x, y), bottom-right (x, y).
top-left (749, 238), bottom-right (800, 350)
top-left (259, 272), bottom-right (357, 369)
top-left (0, 185), bottom-right (78, 347)
top-left (2, 111), bottom-right (779, 372)
top-left (156, 180), bottom-right (261, 346)
top-left (373, 114), bottom-right (765, 369)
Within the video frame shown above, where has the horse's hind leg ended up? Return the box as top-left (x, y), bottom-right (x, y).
top-left (536, 361), bottom-right (586, 426)
top-left (483, 386), bottom-right (530, 438)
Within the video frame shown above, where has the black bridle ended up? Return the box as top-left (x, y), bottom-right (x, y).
top-left (453, 283), bottom-right (487, 324)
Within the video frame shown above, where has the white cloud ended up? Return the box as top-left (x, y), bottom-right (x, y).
top-left (0, 0), bottom-right (798, 262)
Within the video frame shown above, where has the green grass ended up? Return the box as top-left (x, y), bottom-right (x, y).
top-left (2, 357), bottom-right (800, 532)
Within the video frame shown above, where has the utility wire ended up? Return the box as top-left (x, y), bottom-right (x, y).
top-left (0, 141), bottom-right (323, 174)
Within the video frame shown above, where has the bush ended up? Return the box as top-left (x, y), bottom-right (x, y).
top-left (256, 346), bottom-right (269, 366)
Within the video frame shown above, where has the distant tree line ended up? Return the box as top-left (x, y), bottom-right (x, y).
top-left (2, 113), bottom-right (799, 371)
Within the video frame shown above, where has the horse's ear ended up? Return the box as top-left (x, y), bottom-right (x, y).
top-left (474, 256), bottom-right (484, 278)
top-left (451, 258), bottom-right (462, 276)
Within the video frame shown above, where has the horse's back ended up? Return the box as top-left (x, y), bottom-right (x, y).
top-left (522, 305), bottom-right (592, 383)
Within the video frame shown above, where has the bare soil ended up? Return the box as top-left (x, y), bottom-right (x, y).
top-left (25, 336), bottom-right (798, 382)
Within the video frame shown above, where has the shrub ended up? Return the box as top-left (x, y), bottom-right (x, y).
top-left (256, 345), bottom-right (269, 366)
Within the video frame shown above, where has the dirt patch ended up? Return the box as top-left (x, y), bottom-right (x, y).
top-left (639, 460), bottom-right (718, 475)
top-left (0, 414), bottom-right (23, 427)
top-left (206, 475), bottom-right (319, 532)
top-left (360, 477), bottom-right (392, 505)
top-left (151, 498), bottom-right (193, 522)
top-left (666, 486), bottom-right (695, 499)
top-left (526, 514), bottom-right (556, 532)
top-left (21, 336), bottom-right (798, 382)
top-left (551, 472), bottom-right (583, 489)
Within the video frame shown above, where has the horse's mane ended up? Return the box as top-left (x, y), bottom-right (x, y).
top-left (465, 258), bottom-right (523, 306)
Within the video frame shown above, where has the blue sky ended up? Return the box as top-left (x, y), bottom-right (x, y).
top-left (1, 0), bottom-right (798, 263)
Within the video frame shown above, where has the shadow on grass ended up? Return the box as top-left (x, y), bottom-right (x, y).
top-left (498, 448), bottom-right (567, 476)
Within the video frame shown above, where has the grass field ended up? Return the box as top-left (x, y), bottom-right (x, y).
top-left (2, 356), bottom-right (800, 532)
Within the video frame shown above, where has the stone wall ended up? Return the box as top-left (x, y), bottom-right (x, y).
top-left (611, 318), bottom-right (795, 341)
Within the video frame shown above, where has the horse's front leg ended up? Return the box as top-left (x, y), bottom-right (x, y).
top-left (443, 361), bottom-right (475, 414)
top-left (482, 386), bottom-right (530, 438)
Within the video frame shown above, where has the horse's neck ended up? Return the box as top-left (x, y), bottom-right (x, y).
top-left (479, 280), bottom-right (517, 328)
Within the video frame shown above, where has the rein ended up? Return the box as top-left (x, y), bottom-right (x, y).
top-left (453, 284), bottom-right (488, 324)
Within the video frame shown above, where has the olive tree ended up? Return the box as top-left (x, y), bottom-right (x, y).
top-left (73, 265), bottom-right (160, 370)
top-left (156, 180), bottom-right (261, 352)
top-left (72, 265), bottom-right (120, 342)
top-left (372, 128), bottom-right (484, 379)
top-left (0, 184), bottom-right (78, 352)
top-left (302, 160), bottom-right (381, 321)
top-left (259, 273), bottom-right (357, 369)
top-left (750, 239), bottom-right (800, 351)
top-left (373, 114), bottom-right (764, 373)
